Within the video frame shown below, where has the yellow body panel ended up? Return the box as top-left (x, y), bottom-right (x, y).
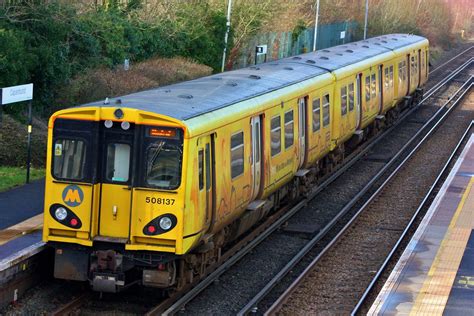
top-left (43, 36), bottom-right (429, 259)
top-left (99, 183), bottom-right (132, 238)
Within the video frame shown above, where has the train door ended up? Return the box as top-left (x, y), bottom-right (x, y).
top-left (418, 49), bottom-right (422, 87)
top-left (250, 116), bottom-right (263, 200)
top-left (98, 124), bottom-right (135, 239)
top-left (198, 135), bottom-right (215, 231)
top-left (378, 65), bottom-right (384, 114)
top-left (298, 97), bottom-right (307, 168)
top-left (406, 54), bottom-right (411, 96)
top-left (356, 73), bottom-right (362, 129)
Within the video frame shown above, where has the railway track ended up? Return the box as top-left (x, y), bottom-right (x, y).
top-left (351, 120), bottom-right (474, 316)
top-left (11, 46), bottom-right (472, 316)
top-left (142, 57), bottom-right (474, 315)
top-left (264, 79), bottom-right (473, 315)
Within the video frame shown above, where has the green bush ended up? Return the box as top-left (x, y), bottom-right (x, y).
top-left (0, 3), bottom-right (228, 116)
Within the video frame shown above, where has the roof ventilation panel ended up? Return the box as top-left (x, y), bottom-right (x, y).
top-left (178, 94), bottom-right (193, 99)
top-left (345, 49), bottom-right (354, 53)
top-left (306, 60), bottom-right (316, 64)
top-left (322, 49), bottom-right (330, 52)
top-left (292, 56), bottom-right (302, 60)
top-left (284, 67), bottom-right (294, 70)
top-left (249, 75), bottom-right (261, 80)
top-left (319, 56), bottom-right (329, 60)
top-left (362, 45), bottom-right (370, 48)
top-left (226, 82), bottom-right (238, 87)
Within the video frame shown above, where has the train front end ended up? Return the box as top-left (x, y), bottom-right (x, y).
top-left (42, 106), bottom-right (193, 292)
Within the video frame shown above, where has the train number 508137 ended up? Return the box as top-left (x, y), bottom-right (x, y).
top-left (145, 197), bottom-right (175, 205)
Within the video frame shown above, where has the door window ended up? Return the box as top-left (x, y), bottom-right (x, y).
top-left (312, 98), bottom-right (321, 132)
top-left (106, 143), bottom-right (131, 182)
top-left (271, 115), bottom-right (281, 156)
top-left (284, 110), bottom-right (294, 149)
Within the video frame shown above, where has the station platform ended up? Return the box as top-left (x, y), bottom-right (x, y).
top-left (0, 180), bottom-right (46, 308)
top-left (369, 133), bottom-right (474, 315)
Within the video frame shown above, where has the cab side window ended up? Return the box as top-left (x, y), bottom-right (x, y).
top-left (198, 150), bottom-right (204, 190)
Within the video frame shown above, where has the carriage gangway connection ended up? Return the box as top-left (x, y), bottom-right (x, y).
top-left (0, 180), bottom-right (45, 308)
top-left (368, 128), bottom-right (474, 315)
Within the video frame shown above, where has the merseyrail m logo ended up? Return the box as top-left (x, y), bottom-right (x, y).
top-left (62, 185), bottom-right (84, 207)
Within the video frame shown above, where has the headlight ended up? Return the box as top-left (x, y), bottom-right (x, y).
top-left (55, 207), bottom-right (68, 221)
top-left (159, 217), bottom-right (172, 230)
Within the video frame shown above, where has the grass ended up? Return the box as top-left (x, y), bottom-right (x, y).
top-left (0, 167), bottom-right (45, 192)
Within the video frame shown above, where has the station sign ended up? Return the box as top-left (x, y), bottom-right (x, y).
top-left (256, 45), bottom-right (268, 56)
top-left (0, 83), bottom-right (33, 105)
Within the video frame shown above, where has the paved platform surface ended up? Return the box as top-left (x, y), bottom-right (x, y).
top-left (369, 133), bottom-right (474, 315)
top-left (0, 180), bottom-right (44, 268)
top-left (0, 179), bottom-right (44, 230)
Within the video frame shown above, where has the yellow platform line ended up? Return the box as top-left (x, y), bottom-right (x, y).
top-left (410, 177), bottom-right (474, 316)
top-left (0, 214), bottom-right (43, 246)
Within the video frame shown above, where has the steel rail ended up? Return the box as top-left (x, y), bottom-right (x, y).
top-left (151, 55), bottom-right (473, 316)
top-left (265, 80), bottom-right (472, 316)
top-left (429, 46), bottom-right (473, 75)
top-left (351, 111), bottom-right (474, 315)
top-left (239, 74), bottom-right (473, 316)
top-left (51, 292), bottom-right (92, 316)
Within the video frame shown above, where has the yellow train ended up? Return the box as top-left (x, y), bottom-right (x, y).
top-left (43, 34), bottom-right (429, 292)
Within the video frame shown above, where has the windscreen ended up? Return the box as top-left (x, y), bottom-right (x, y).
top-left (143, 127), bottom-right (183, 190)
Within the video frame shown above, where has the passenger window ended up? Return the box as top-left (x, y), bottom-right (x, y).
top-left (198, 150), bottom-right (204, 190)
top-left (399, 62), bottom-right (404, 85)
top-left (348, 83), bottom-right (354, 111)
top-left (106, 143), bottom-right (130, 182)
top-left (365, 76), bottom-right (371, 101)
top-left (384, 68), bottom-right (389, 88)
top-left (270, 116), bottom-right (281, 156)
top-left (312, 98), bottom-right (321, 132)
top-left (284, 110), bottom-right (294, 149)
top-left (205, 144), bottom-right (211, 190)
top-left (255, 121), bottom-right (260, 163)
top-left (53, 139), bottom-right (87, 180)
top-left (389, 66), bottom-right (394, 87)
top-left (341, 86), bottom-right (347, 116)
top-left (322, 94), bottom-right (330, 127)
top-left (230, 132), bottom-right (244, 179)
top-left (371, 74), bottom-right (376, 98)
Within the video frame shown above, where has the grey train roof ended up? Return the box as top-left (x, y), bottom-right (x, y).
top-left (85, 34), bottom-right (426, 121)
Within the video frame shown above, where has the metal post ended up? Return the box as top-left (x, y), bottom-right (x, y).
top-left (26, 101), bottom-right (32, 184)
top-left (221, 0), bottom-right (233, 72)
top-left (313, 0), bottom-right (320, 51)
top-left (363, 0), bottom-right (369, 39)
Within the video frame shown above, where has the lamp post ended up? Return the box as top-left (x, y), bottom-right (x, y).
top-left (313, 0), bottom-right (320, 51)
top-left (363, 0), bottom-right (369, 39)
top-left (221, 0), bottom-right (233, 72)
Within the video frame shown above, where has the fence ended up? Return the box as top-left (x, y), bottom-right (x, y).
top-left (234, 21), bottom-right (359, 68)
